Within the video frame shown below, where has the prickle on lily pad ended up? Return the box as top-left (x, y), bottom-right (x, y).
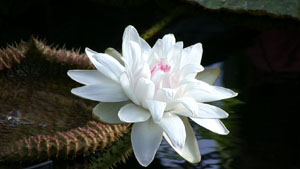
top-left (0, 38), bottom-right (132, 169)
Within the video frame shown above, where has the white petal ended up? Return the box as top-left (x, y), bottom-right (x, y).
top-left (173, 103), bottom-right (228, 119)
top-left (162, 34), bottom-right (176, 45)
top-left (128, 41), bottom-right (142, 71)
top-left (191, 118), bottom-right (229, 135)
top-left (105, 47), bottom-right (124, 65)
top-left (85, 48), bottom-right (124, 82)
top-left (140, 38), bottom-right (151, 52)
top-left (71, 83), bottom-right (128, 102)
top-left (196, 68), bottom-right (220, 85)
top-left (146, 100), bottom-right (166, 123)
top-left (92, 52), bottom-right (125, 79)
top-left (176, 97), bottom-right (199, 115)
top-left (93, 102), bottom-right (128, 124)
top-left (122, 25), bottom-right (140, 45)
top-left (162, 34), bottom-right (176, 57)
top-left (184, 80), bottom-right (238, 102)
top-left (134, 63), bottom-right (151, 80)
top-left (122, 26), bottom-right (141, 65)
top-left (160, 88), bottom-right (177, 100)
top-left (175, 41), bottom-right (184, 48)
top-left (85, 48), bottom-right (115, 80)
top-left (167, 42), bottom-right (182, 70)
top-left (118, 103), bottom-right (150, 123)
top-left (134, 77), bottom-right (155, 108)
top-left (151, 70), bottom-right (165, 88)
top-left (120, 72), bottom-right (139, 105)
top-left (67, 70), bottom-right (110, 85)
top-left (140, 38), bottom-right (151, 62)
top-left (150, 39), bottom-right (163, 61)
top-left (164, 117), bottom-right (201, 163)
top-left (131, 120), bottom-right (163, 167)
top-left (85, 46), bottom-right (98, 56)
top-left (158, 113), bottom-right (186, 149)
top-left (180, 64), bottom-right (204, 79)
top-left (182, 43), bottom-right (203, 67)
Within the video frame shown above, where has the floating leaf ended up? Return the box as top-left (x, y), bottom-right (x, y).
top-left (0, 38), bottom-right (132, 168)
top-left (184, 0), bottom-right (300, 20)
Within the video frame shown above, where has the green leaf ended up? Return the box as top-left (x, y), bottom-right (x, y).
top-left (185, 0), bottom-right (300, 20)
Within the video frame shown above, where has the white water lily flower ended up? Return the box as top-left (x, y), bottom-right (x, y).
top-left (68, 25), bottom-right (237, 167)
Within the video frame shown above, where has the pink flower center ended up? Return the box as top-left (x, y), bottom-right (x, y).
top-left (151, 61), bottom-right (171, 76)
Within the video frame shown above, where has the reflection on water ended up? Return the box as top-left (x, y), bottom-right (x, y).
top-left (157, 129), bottom-right (221, 169)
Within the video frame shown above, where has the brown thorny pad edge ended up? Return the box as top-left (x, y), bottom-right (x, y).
top-left (0, 38), bottom-right (132, 165)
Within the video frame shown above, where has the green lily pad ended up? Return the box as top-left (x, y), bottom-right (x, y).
top-left (0, 38), bottom-right (131, 168)
top-left (184, 0), bottom-right (300, 20)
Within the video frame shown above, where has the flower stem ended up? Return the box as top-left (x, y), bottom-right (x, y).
top-left (141, 9), bottom-right (182, 40)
